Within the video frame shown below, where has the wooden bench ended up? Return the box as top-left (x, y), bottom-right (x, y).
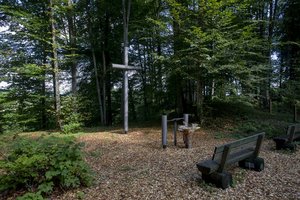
top-left (196, 132), bottom-right (265, 189)
top-left (273, 124), bottom-right (300, 150)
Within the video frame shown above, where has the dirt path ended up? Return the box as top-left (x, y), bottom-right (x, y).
top-left (54, 128), bottom-right (300, 200)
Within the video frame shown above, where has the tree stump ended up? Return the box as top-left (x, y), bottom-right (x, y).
top-left (182, 129), bottom-right (192, 148)
top-left (179, 124), bottom-right (200, 149)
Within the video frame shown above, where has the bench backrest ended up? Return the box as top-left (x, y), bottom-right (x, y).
top-left (287, 124), bottom-right (300, 142)
top-left (212, 132), bottom-right (265, 172)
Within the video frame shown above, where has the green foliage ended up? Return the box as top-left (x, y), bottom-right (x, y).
top-left (61, 96), bottom-right (83, 134)
top-left (76, 191), bottom-right (85, 200)
top-left (16, 192), bottom-right (44, 200)
top-left (207, 96), bottom-right (255, 118)
top-left (0, 136), bottom-right (93, 199)
top-left (62, 122), bottom-right (82, 134)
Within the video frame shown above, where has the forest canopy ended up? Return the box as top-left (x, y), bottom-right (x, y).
top-left (0, 0), bottom-right (299, 133)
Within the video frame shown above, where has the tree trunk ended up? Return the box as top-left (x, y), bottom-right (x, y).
top-left (102, 50), bottom-right (107, 124)
top-left (138, 44), bottom-right (149, 120)
top-left (87, 0), bottom-right (104, 125)
top-left (92, 48), bottom-right (104, 124)
top-left (50, 0), bottom-right (62, 130)
top-left (196, 78), bottom-right (204, 124)
top-left (41, 51), bottom-right (47, 130)
top-left (68, 0), bottom-right (77, 97)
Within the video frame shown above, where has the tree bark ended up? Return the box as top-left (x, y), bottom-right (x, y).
top-left (50, 0), bottom-right (62, 130)
top-left (67, 0), bottom-right (77, 97)
top-left (87, 0), bottom-right (104, 125)
top-left (196, 78), bottom-right (204, 124)
top-left (41, 50), bottom-right (47, 130)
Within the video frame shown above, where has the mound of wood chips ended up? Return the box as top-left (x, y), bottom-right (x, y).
top-left (54, 128), bottom-right (300, 200)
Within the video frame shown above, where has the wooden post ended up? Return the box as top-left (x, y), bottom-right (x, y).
top-left (184, 114), bottom-right (189, 126)
top-left (254, 134), bottom-right (264, 158)
top-left (294, 104), bottom-right (297, 123)
top-left (162, 115), bottom-right (167, 149)
top-left (288, 125), bottom-right (296, 143)
top-left (124, 68), bottom-right (128, 133)
top-left (173, 121), bottom-right (177, 146)
top-left (218, 145), bottom-right (231, 173)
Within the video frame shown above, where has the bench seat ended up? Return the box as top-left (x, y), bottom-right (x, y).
top-left (196, 132), bottom-right (265, 189)
top-left (273, 124), bottom-right (300, 150)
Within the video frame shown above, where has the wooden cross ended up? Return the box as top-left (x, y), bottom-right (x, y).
top-left (112, 47), bottom-right (140, 134)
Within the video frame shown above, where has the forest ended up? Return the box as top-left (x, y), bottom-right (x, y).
top-left (0, 0), bottom-right (299, 133)
top-left (0, 0), bottom-right (300, 199)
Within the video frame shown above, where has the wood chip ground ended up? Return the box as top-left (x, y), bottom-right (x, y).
top-left (52, 128), bottom-right (300, 200)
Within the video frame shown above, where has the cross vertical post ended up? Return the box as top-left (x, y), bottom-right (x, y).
top-left (112, 50), bottom-right (139, 134)
top-left (123, 47), bottom-right (129, 133)
top-left (112, 0), bottom-right (139, 133)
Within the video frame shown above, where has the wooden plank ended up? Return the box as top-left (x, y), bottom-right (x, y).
top-left (213, 140), bottom-right (257, 159)
top-left (214, 133), bottom-right (264, 154)
top-left (226, 148), bottom-right (254, 165)
top-left (253, 134), bottom-right (264, 157)
top-left (288, 125), bottom-right (296, 143)
top-left (196, 160), bottom-right (219, 174)
top-left (213, 142), bottom-right (256, 163)
top-left (112, 63), bottom-right (140, 70)
top-left (217, 145), bottom-right (231, 173)
top-left (167, 118), bottom-right (183, 122)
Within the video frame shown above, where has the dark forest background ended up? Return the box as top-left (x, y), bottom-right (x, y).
top-left (0, 0), bottom-right (299, 133)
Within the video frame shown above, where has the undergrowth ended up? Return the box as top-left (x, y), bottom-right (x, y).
top-left (0, 136), bottom-right (93, 199)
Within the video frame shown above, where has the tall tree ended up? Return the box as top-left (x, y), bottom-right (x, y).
top-left (50, 0), bottom-right (62, 129)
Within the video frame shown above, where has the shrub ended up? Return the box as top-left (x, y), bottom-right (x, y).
top-left (61, 96), bottom-right (83, 134)
top-left (0, 136), bottom-right (93, 199)
top-left (62, 122), bottom-right (82, 134)
top-left (207, 96), bottom-right (255, 118)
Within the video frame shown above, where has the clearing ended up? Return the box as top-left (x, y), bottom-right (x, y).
top-left (49, 127), bottom-right (300, 200)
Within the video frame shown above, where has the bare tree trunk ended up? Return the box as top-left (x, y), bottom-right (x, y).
top-left (266, 0), bottom-right (278, 113)
top-left (103, 11), bottom-right (112, 126)
top-left (67, 0), bottom-right (77, 97)
top-left (87, 0), bottom-right (104, 125)
top-left (196, 78), bottom-right (204, 124)
top-left (102, 50), bottom-right (107, 124)
top-left (50, 0), bottom-right (62, 130)
top-left (41, 50), bottom-right (47, 130)
top-left (92, 49), bottom-right (104, 124)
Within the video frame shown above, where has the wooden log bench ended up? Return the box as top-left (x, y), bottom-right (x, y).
top-left (273, 124), bottom-right (300, 150)
top-left (196, 132), bottom-right (265, 189)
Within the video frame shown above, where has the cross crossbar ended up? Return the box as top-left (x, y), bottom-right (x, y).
top-left (112, 63), bottom-right (140, 70)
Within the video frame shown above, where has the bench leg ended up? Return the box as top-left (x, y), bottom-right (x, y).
top-left (253, 157), bottom-right (264, 172)
top-left (274, 140), bottom-right (297, 151)
top-left (285, 143), bottom-right (297, 151)
top-left (273, 137), bottom-right (289, 150)
top-left (238, 157), bottom-right (264, 172)
top-left (202, 172), bottom-right (232, 189)
top-left (274, 140), bottom-right (286, 150)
